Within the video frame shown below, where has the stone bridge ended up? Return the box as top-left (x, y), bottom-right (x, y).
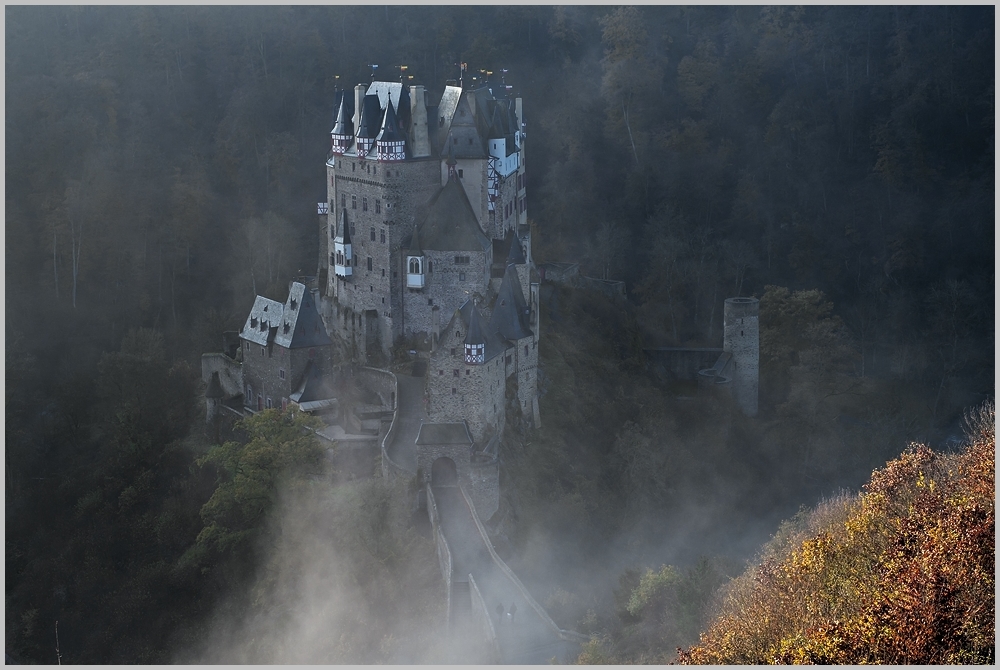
top-left (379, 362), bottom-right (584, 663)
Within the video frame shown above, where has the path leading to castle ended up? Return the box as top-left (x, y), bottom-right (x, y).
top-left (434, 484), bottom-right (581, 664)
top-left (386, 371), bottom-right (425, 471)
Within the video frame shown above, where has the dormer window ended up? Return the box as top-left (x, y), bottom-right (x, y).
top-left (283, 323), bottom-right (290, 334)
top-left (251, 317), bottom-right (258, 328)
top-left (290, 299), bottom-right (297, 310)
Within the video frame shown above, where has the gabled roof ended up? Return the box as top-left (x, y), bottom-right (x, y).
top-left (433, 85), bottom-right (463, 155)
top-left (416, 421), bottom-right (473, 445)
top-left (489, 265), bottom-right (532, 342)
top-left (446, 93), bottom-right (487, 158)
top-left (274, 282), bottom-right (331, 349)
top-left (416, 178), bottom-right (490, 252)
top-left (240, 295), bottom-right (284, 346)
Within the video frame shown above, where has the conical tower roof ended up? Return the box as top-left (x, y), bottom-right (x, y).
top-left (357, 93), bottom-right (383, 139)
top-left (331, 91), bottom-right (354, 135)
top-left (506, 235), bottom-right (525, 265)
top-left (376, 100), bottom-right (405, 143)
top-left (339, 209), bottom-right (352, 244)
top-left (464, 300), bottom-right (488, 346)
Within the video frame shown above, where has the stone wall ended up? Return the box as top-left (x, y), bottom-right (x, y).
top-left (427, 319), bottom-right (506, 444)
top-left (426, 484), bottom-right (453, 627)
top-left (201, 352), bottom-right (243, 398)
top-left (326, 156), bottom-right (441, 356)
top-left (240, 340), bottom-right (332, 411)
top-left (401, 248), bottom-right (490, 339)
top-left (356, 366), bottom-right (397, 410)
top-left (466, 459), bottom-right (499, 520)
top-left (459, 485), bottom-right (587, 643)
top-left (469, 573), bottom-right (500, 663)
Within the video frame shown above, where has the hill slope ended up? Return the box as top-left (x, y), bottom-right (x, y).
top-left (678, 401), bottom-right (994, 664)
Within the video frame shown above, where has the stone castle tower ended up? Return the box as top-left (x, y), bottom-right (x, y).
top-left (723, 297), bottom-right (759, 417)
top-left (317, 79), bottom-right (531, 364)
top-left (313, 74), bottom-right (539, 519)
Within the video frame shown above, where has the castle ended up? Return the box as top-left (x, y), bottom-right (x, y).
top-left (202, 73), bottom-right (760, 522)
top-left (204, 73), bottom-right (538, 520)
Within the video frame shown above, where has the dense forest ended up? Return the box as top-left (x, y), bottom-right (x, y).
top-left (6, 6), bottom-right (994, 663)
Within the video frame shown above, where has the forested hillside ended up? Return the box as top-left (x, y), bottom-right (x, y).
top-left (6, 6), bottom-right (993, 663)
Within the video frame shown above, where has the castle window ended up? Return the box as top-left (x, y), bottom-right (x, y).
top-left (453, 369), bottom-right (459, 377)
top-left (352, 195), bottom-right (357, 209)
top-left (428, 298), bottom-right (433, 306)
top-left (466, 369), bottom-right (470, 376)
top-left (450, 348), bottom-right (456, 356)
top-left (375, 200), bottom-right (381, 214)
top-left (409, 258), bottom-right (421, 274)
top-left (458, 169), bottom-right (464, 178)
top-left (363, 197), bottom-right (368, 212)
top-left (279, 368), bottom-right (286, 380)
top-left (370, 227), bottom-right (376, 241)
top-left (367, 257), bottom-right (373, 271)
top-left (459, 272), bottom-right (466, 281)
top-left (382, 269), bottom-right (385, 277)
top-left (428, 261), bottom-right (433, 273)
top-left (341, 194), bottom-right (346, 208)
top-left (440, 116), bottom-right (444, 127)
top-left (373, 166), bottom-right (376, 175)
top-left (454, 256), bottom-right (470, 265)
top-left (452, 388), bottom-right (457, 395)
top-left (380, 229), bottom-right (386, 244)
top-left (330, 225), bottom-right (335, 239)
top-left (261, 347), bottom-right (265, 356)
top-left (439, 370), bottom-right (443, 375)
top-left (525, 345), bottom-right (529, 355)
top-left (290, 299), bottom-right (297, 310)
top-left (266, 397), bottom-right (272, 409)
top-left (382, 297), bottom-right (385, 304)
top-left (350, 222), bottom-right (355, 235)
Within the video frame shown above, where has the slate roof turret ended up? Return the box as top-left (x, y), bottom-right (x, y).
top-left (457, 300), bottom-right (506, 363)
top-left (376, 101), bottom-right (406, 143)
top-left (331, 91), bottom-right (354, 135)
top-left (357, 93), bottom-right (384, 139)
top-left (489, 265), bottom-right (532, 342)
top-left (338, 209), bottom-right (352, 244)
top-left (506, 235), bottom-right (526, 265)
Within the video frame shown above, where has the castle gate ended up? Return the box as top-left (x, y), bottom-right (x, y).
top-left (431, 457), bottom-right (458, 487)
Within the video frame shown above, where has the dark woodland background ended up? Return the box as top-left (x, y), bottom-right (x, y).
top-left (6, 6), bottom-right (994, 663)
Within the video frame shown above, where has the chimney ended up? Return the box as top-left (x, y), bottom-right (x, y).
top-left (409, 85), bottom-right (430, 158)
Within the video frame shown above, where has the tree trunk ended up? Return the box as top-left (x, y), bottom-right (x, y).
top-left (623, 100), bottom-right (639, 167)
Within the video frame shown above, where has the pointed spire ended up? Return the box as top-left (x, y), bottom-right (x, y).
top-left (340, 209), bottom-right (352, 244)
top-left (376, 100), bottom-right (405, 142)
top-left (332, 91), bottom-right (354, 135)
top-left (409, 223), bottom-right (422, 255)
top-left (464, 301), bottom-right (487, 347)
top-left (506, 235), bottom-right (525, 265)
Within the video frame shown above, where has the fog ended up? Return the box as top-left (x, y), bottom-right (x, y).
top-left (6, 5), bottom-right (992, 664)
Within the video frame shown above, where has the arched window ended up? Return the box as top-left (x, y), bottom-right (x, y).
top-left (409, 257), bottom-right (421, 274)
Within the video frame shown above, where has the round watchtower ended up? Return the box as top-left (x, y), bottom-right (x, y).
top-left (723, 297), bottom-right (759, 417)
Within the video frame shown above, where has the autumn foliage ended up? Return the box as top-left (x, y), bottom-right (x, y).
top-left (678, 401), bottom-right (995, 664)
